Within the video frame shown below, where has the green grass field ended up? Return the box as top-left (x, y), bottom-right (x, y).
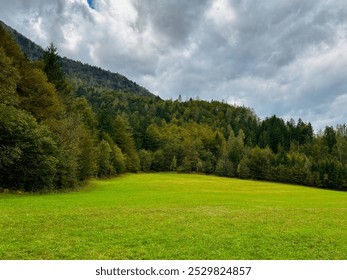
top-left (0, 173), bottom-right (346, 260)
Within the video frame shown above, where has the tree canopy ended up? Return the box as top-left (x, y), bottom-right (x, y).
top-left (1, 24), bottom-right (347, 192)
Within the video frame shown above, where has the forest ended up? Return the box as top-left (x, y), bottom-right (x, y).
top-left (1, 24), bottom-right (347, 192)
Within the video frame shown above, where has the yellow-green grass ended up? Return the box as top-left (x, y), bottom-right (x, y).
top-left (0, 173), bottom-right (346, 260)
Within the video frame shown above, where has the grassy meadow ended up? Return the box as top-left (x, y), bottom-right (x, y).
top-left (0, 173), bottom-right (346, 260)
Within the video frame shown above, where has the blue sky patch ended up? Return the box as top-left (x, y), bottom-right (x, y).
top-left (87, 0), bottom-right (95, 9)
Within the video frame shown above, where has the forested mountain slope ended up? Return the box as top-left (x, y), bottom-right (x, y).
top-left (1, 22), bottom-right (347, 192)
top-left (0, 20), bottom-right (153, 97)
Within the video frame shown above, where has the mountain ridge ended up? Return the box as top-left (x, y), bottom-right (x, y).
top-left (0, 20), bottom-right (155, 97)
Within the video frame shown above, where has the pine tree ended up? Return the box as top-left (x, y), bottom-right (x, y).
top-left (42, 43), bottom-right (65, 89)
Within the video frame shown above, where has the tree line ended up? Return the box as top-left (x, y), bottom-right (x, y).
top-left (1, 25), bottom-right (346, 192)
top-left (80, 87), bottom-right (347, 191)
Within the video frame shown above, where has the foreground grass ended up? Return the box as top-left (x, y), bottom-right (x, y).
top-left (0, 173), bottom-right (346, 260)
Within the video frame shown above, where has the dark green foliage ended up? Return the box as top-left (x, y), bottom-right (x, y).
top-left (102, 134), bottom-right (126, 174)
top-left (139, 149), bottom-right (153, 172)
top-left (97, 140), bottom-right (114, 177)
top-left (323, 126), bottom-right (337, 153)
top-left (215, 158), bottom-right (235, 177)
top-left (1, 22), bottom-right (347, 192)
top-left (0, 47), bottom-right (20, 105)
top-left (18, 66), bottom-right (63, 121)
top-left (336, 124), bottom-right (347, 165)
top-left (0, 25), bottom-right (124, 191)
top-left (0, 105), bottom-right (58, 191)
top-left (144, 124), bottom-right (162, 151)
top-left (243, 146), bottom-right (275, 181)
top-left (79, 87), bottom-right (347, 191)
top-left (112, 116), bottom-right (140, 172)
top-left (258, 115), bottom-right (289, 153)
top-left (312, 158), bottom-right (347, 191)
top-left (42, 43), bottom-right (65, 88)
top-left (152, 149), bottom-right (166, 171)
top-left (170, 156), bottom-right (178, 171)
top-left (237, 157), bottom-right (251, 179)
top-left (271, 152), bottom-right (314, 186)
top-left (227, 129), bottom-right (245, 167)
top-left (71, 97), bottom-right (98, 134)
top-left (47, 118), bottom-right (81, 189)
top-left (76, 126), bottom-right (98, 181)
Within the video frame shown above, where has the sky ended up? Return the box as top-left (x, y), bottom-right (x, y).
top-left (1, 0), bottom-right (347, 130)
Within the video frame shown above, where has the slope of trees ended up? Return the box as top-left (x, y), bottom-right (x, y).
top-left (73, 85), bottom-right (347, 191)
top-left (1, 24), bottom-right (347, 192)
top-left (0, 20), bottom-right (154, 97)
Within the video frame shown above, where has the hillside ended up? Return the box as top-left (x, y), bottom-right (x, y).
top-left (1, 21), bottom-right (347, 192)
top-left (0, 20), bottom-right (154, 97)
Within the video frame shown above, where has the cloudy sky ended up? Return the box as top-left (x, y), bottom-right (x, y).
top-left (1, 0), bottom-right (347, 130)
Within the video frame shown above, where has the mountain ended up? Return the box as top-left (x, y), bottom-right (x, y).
top-left (1, 20), bottom-right (346, 193)
top-left (0, 20), bottom-right (154, 97)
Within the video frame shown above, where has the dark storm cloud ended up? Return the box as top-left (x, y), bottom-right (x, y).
top-left (1, 0), bottom-right (347, 129)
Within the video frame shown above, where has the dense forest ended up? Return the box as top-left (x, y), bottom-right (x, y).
top-left (1, 23), bottom-right (347, 192)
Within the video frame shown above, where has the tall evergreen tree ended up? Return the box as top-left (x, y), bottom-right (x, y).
top-left (113, 115), bottom-right (140, 172)
top-left (42, 43), bottom-right (65, 89)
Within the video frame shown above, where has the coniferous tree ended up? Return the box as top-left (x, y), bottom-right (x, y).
top-left (323, 126), bottom-right (337, 154)
top-left (0, 47), bottom-right (20, 106)
top-left (42, 43), bottom-right (65, 89)
top-left (113, 115), bottom-right (140, 172)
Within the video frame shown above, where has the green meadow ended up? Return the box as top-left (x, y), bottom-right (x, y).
top-left (0, 173), bottom-right (346, 260)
